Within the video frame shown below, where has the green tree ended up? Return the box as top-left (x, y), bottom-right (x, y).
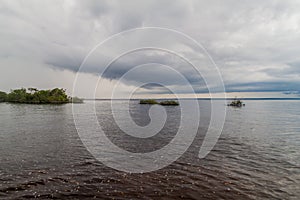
top-left (7, 88), bottom-right (27, 103)
top-left (5, 87), bottom-right (81, 104)
top-left (28, 88), bottom-right (38, 94)
top-left (0, 91), bottom-right (7, 102)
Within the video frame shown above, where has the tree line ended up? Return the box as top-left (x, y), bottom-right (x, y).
top-left (0, 88), bottom-right (83, 104)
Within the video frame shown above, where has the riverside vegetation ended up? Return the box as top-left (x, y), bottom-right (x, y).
top-left (0, 88), bottom-right (83, 104)
top-left (140, 99), bottom-right (179, 106)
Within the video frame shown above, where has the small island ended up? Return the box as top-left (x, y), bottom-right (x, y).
top-left (139, 99), bottom-right (159, 105)
top-left (0, 88), bottom-right (83, 104)
top-left (227, 98), bottom-right (245, 107)
top-left (140, 99), bottom-right (179, 106)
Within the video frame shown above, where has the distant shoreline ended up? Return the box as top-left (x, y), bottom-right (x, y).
top-left (83, 98), bottom-right (300, 101)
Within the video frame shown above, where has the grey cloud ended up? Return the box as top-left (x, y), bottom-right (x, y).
top-left (1, 0), bottom-right (300, 94)
top-left (226, 81), bottom-right (300, 93)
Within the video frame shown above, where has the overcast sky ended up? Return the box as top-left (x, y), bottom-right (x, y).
top-left (0, 0), bottom-right (300, 98)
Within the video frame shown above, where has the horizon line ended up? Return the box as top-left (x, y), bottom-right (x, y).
top-left (83, 97), bottom-right (300, 101)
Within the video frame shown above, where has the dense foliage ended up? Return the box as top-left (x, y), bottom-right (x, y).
top-left (0, 88), bottom-right (82, 104)
top-left (0, 91), bottom-right (7, 102)
top-left (140, 99), bottom-right (159, 104)
top-left (159, 100), bottom-right (179, 106)
top-left (140, 99), bottom-right (179, 106)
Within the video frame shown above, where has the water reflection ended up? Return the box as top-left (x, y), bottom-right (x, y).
top-left (0, 100), bottom-right (299, 199)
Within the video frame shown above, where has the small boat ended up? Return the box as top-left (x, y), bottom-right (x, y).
top-left (227, 98), bottom-right (245, 107)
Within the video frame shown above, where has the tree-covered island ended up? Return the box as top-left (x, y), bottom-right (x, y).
top-left (0, 88), bottom-right (83, 104)
top-left (140, 99), bottom-right (179, 106)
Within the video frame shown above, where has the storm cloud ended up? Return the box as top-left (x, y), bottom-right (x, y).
top-left (0, 0), bottom-right (300, 96)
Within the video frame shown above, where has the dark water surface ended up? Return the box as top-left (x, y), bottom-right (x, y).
top-left (0, 100), bottom-right (299, 199)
